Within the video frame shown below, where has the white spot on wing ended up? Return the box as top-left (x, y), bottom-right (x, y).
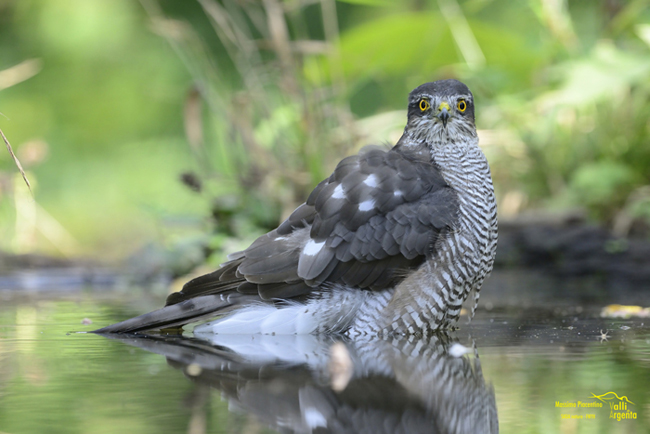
top-left (332, 184), bottom-right (345, 199)
top-left (303, 240), bottom-right (325, 256)
top-left (304, 408), bottom-right (327, 429)
top-left (358, 199), bottom-right (375, 212)
top-left (363, 174), bottom-right (378, 188)
top-left (449, 343), bottom-right (471, 358)
top-left (393, 190), bottom-right (403, 197)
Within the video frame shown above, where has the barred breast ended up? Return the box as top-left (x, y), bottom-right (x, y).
top-left (349, 141), bottom-right (497, 336)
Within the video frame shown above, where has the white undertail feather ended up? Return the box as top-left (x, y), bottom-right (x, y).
top-left (195, 289), bottom-right (370, 335)
top-left (195, 304), bottom-right (317, 335)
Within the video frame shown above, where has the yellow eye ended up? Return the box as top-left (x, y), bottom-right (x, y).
top-left (457, 100), bottom-right (467, 112)
top-left (419, 99), bottom-right (430, 112)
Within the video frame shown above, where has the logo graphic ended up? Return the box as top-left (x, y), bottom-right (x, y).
top-left (592, 392), bottom-right (637, 421)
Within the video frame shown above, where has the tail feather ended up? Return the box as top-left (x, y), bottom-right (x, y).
top-left (93, 294), bottom-right (242, 334)
top-left (165, 260), bottom-right (245, 306)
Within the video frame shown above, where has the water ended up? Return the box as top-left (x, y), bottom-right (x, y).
top-left (0, 276), bottom-right (649, 433)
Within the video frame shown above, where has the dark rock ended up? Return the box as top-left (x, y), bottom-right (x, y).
top-left (495, 214), bottom-right (650, 287)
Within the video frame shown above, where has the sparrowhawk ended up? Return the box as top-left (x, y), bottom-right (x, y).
top-left (96, 79), bottom-right (498, 337)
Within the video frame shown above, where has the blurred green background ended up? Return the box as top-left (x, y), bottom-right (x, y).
top-left (1, 0), bottom-right (650, 267)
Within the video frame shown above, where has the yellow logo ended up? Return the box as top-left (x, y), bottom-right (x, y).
top-left (591, 392), bottom-right (637, 421)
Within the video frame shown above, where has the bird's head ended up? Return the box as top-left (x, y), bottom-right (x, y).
top-left (404, 79), bottom-right (477, 147)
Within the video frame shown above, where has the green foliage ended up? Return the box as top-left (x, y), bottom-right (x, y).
top-left (0, 0), bottom-right (202, 259)
top-left (2, 0), bottom-right (650, 262)
top-left (491, 37), bottom-right (650, 227)
top-left (570, 162), bottom-right (636, 220)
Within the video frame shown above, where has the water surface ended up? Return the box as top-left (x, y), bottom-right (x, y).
top-left (0, 277), bottom-right (649, 433)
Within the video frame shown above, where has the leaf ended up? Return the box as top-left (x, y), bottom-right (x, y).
top-left (305, 12), bottom-right (542, 91)
top-left (539, 41), bottom-right (650, 108)
top-left (635, 24), bottom-right (650, 48)
top-left (601, 304), bottom-right (650, 318)
top-left (304, 13), bottom-right (457, 86)
top-left (570, 161), bottom-right (636, 206)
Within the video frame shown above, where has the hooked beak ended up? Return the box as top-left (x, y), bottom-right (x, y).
top-left (437, 102), bottom-right (450, 127)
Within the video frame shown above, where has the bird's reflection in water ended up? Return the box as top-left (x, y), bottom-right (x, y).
top-left (109, 332), bottom-right (498, 433)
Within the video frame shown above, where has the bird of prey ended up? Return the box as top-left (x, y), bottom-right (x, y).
top-left (95, 79), bottom-right (498, 337)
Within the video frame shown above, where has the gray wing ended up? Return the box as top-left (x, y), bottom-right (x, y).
top-left (170, 147), bottom-right (459, 304)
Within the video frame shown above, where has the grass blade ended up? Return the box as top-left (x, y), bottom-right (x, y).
top-left (1, 128), bottom-right (32, 195)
